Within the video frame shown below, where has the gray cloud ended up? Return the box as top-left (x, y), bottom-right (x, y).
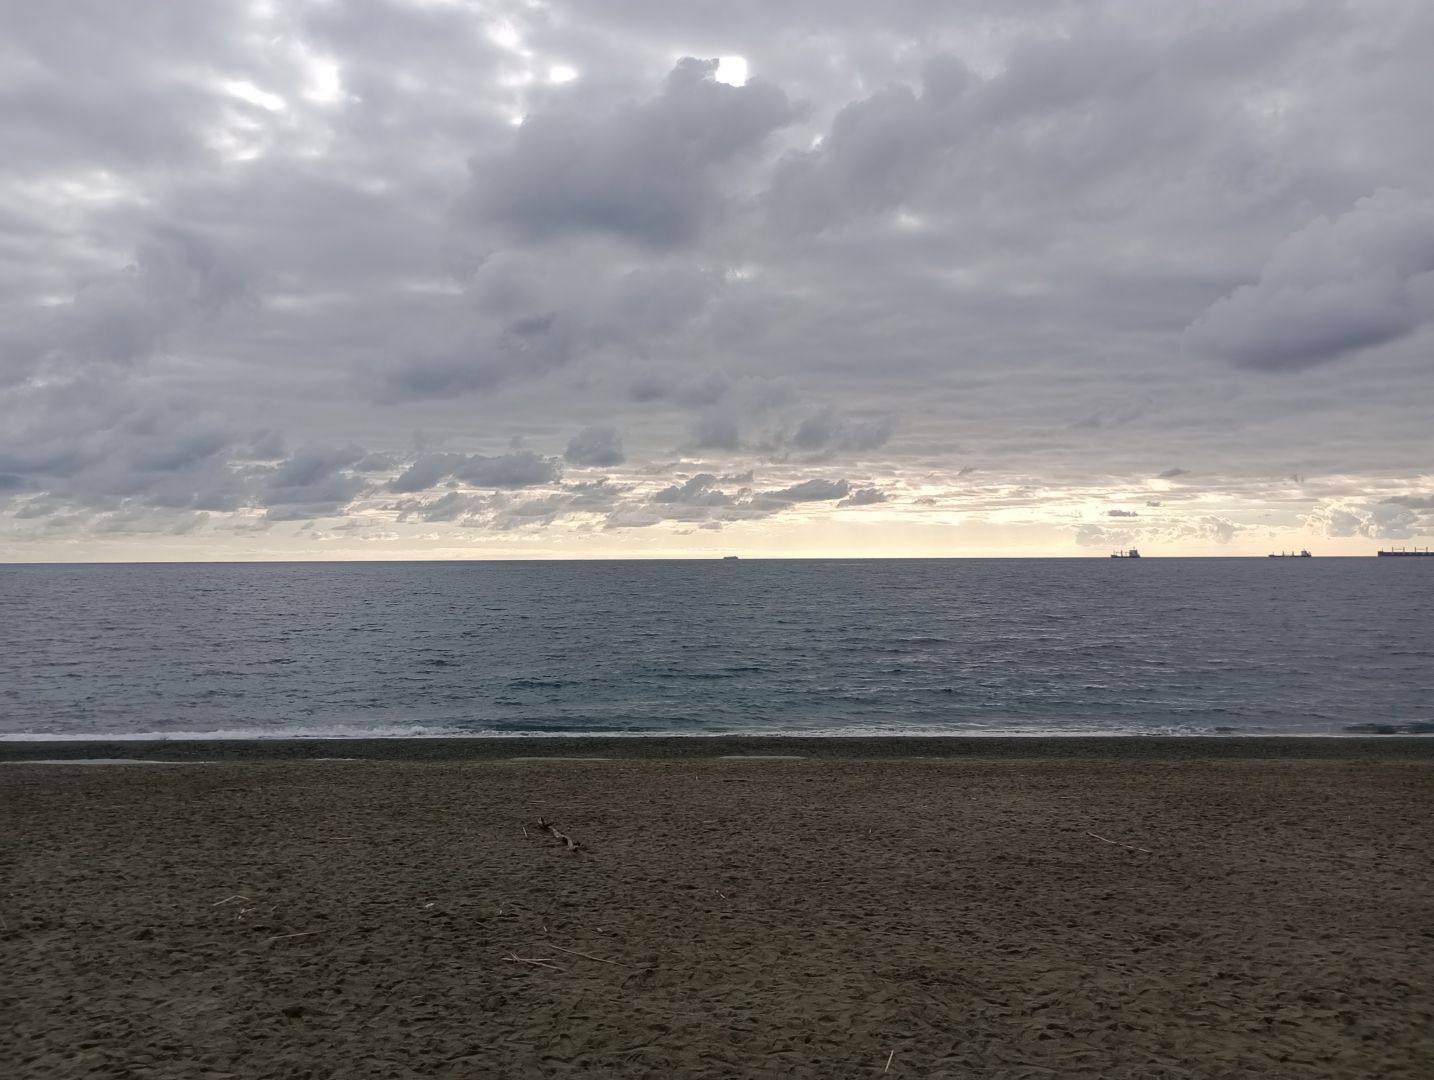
top-left (761, 478), bottom-right (850, 503)
top-left (260, 446), bottom-right (367, 519)
top-left (387, 450), bottom-right (562, 494)
top-left (1184, 189), bottom-right (1434, 370)
top-left (766, 56), bottom-right (971, 234)
top-left (454, 450), bottom-right (562, 489)
top-left (791, 407), bottom-right (895, 454)
top-left (1309, 497), bottom-right (1434, 540)
top-left (1382, 494), bottom-right (1434, 510)
top-left (403, 491), bottom-right (483, 524)
top-left (3, 227), bottom-right (249, 387)
top-left (3, 1), bottom-right (1432, 554)
top-left (838, 487), bottom-right (887, 507)
top-left (471, 57), bottom-right (795, 248)
top-left (652, 474), bottom-right (735, 507)
top-left (378, 313), bottom-right (578, 402)
top-left (388, 454), bottom-right (467, 495)
top-left (628, 471), bottom-right (857, 528)
top-left (564, 425), bottom-right (625, 467)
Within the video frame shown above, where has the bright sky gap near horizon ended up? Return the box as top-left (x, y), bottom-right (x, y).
top-left (2, 2), bottom-right (1431, 560)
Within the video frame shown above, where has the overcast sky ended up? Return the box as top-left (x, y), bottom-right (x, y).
top-left (2, 0), bottom-right (1431, 559)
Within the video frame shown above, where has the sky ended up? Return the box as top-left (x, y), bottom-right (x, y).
top-left (2, 0), bottom-right (1431, 560)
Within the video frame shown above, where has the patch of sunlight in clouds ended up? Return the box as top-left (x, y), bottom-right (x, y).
top-left (714, 56), bottom-right (748, 86)
top-left (223, 79), bottom-right (286, 112)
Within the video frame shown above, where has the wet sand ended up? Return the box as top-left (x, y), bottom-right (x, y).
top-left (4, 742), bottom-right (1433, 1078)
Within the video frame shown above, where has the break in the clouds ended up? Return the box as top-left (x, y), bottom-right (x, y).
top-left (1, 0), bottom-right (1431, 559)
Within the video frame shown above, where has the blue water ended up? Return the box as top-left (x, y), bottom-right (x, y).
top-left (1, 560), bottom-right (1430, 739)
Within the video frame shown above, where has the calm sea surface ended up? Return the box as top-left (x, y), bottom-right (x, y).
top-left (1, 560), bottom-right (1430, 739)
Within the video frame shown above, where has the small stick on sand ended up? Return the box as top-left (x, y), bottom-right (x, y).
top-left (544, 942), bottom-right (627, 967)
top-left (211, 894), bottom-right (251, 906)
top-left (536, 817), bottom-right (582, 851)
top-left (522, 825), bottom-right (529, 839)
top-left (266, 930), bottom-right (321, 944)
top-left (885, 1049), bottom-right (895, 1073)
top-left (502, 952), bottom-right (564, 970)
top-left (1086, 831), bottom-right (1153, 854)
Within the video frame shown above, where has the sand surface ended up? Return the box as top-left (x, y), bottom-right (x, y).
top-left (4, 748), bottom-right (1433, 1078)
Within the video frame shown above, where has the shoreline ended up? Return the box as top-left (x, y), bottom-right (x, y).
top-left (3, 733), bottom-right (1433, 762)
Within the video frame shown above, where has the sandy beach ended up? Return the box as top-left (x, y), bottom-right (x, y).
top-left (4, 740), bottom-right (1433, 1078)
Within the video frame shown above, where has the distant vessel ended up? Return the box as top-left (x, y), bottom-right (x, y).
top-left (1377, 547), bottom-right (1433, 557)
top-left (1110, 549), bottom-right (1141, 559)
top-left (722, 555), bottom-right (739, 561)
top-left (1268, 550), bottom-right (1312, 558)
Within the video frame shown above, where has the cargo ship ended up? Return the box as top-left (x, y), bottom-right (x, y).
top-left (1268, 550), bottom-right (1312, 558)
top-left (1376, 547), bottom-right (1433, 557)
top-left (1110, 549), bottom-right (1141, 558)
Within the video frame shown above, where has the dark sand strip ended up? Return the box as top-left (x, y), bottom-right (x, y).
top-left (3, 734), bottom-right (1432, 763)
top-left (4, 748), bottom-right (1433, 1078)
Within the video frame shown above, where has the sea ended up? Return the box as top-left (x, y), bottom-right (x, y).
top-left (1, 559), bottom-right (1430, 740)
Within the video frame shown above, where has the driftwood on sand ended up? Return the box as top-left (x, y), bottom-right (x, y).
top-left (536, 817), bottom-right (582, 851)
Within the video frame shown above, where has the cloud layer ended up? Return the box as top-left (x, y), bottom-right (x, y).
top-left (2, 0), bottom-right (1431, 557)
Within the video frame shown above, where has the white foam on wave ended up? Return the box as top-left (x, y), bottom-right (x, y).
top-left (0, 724), bottom-right (472, 742)
top-left (1, 758), bottom-right (203, 766)
top-left (719, 755), bottom-right (806, 760)
top-left (506, 756), bottom-right (609, 761)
